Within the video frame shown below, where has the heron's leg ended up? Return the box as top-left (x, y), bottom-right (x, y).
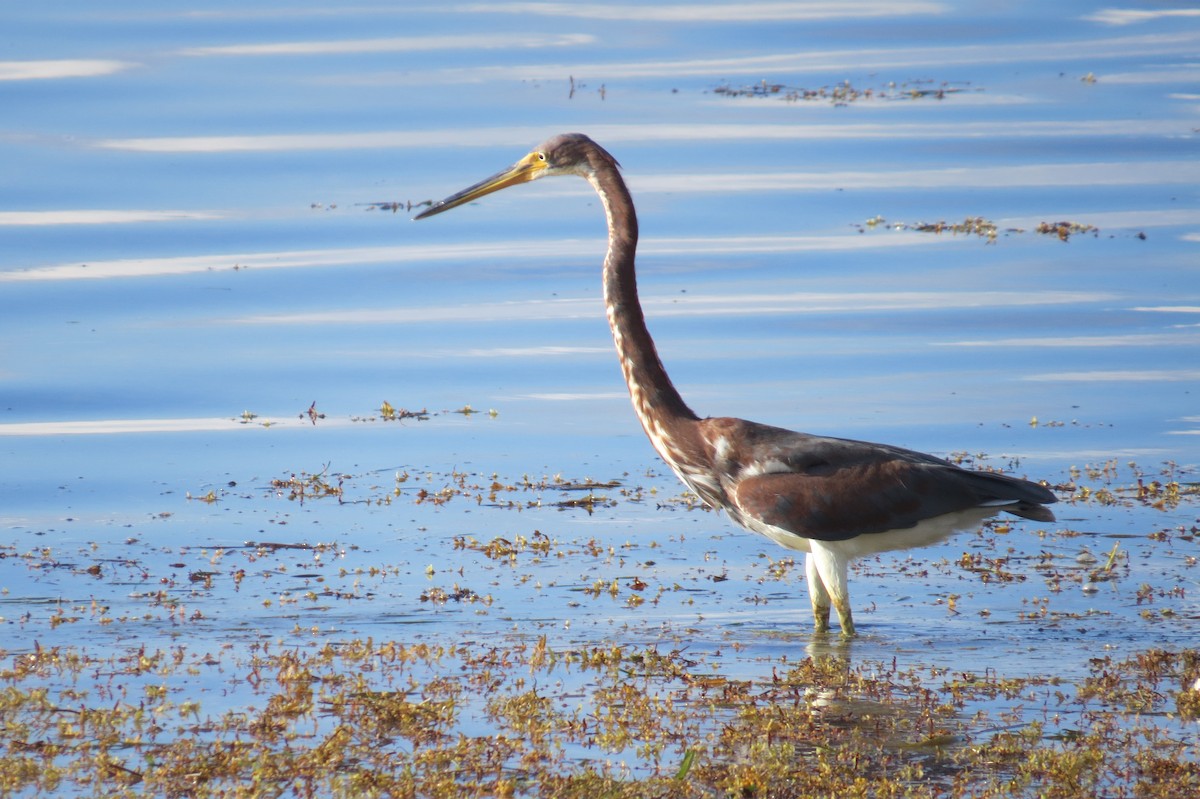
top-left (808, 543), bottom-right (856, 637)
top-left (805, 553), bottom-right (832, 633)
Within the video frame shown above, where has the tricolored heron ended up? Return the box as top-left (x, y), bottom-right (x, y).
top-left (415, 133), bottom-right (1057, 636)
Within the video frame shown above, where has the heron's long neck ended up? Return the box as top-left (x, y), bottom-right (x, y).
top-left (591, 166), bottom-right (700, 447)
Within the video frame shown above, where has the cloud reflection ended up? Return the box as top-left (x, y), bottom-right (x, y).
top-left (452, 2), bottom-right (944, 22)
top-left (97, 130), bottom-right (537, 153)
top-left (177, 33), bottom-right (592, 57)
top-left (942, 332), bottom-right (1200, 348)
top-left (0, 418), bottom-right (259, 436)
top-left (1100, 68), bottom-right (1200, 85)
top-left (0, 210), bottom-right (222, 226)
top-left (0, 59), bottom-right (135, 81)
top-left (1085, 8), bottom-right (1200, 26)
top-left (1023, 369), bottom-right (1200, 383)
top-left (519, 392), bottom-right (628, 401)
top-left (640, 161), bottom-right (1200, 193)
top-left (0, 234), bottom-right (929, 282)
top-left (0, 242), bottom-right (529, 282)
top-left (240, 289), bottom-right (1112, 327)
top-left (95, 120), bottom-right (1191, 153)
top-left (461, 345), bottom-right (609, 357)
top-left (396, 31), bottom-right (1200, 83)
top-left (1134, 306), bottom-right (1200, 314)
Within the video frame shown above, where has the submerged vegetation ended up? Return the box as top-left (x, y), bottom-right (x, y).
top-left (860, 216), bottom-right (1104, 243)
top-left (0, 637), bottom-right (1197, 797)
top-left (2, 457), bottom-right (1197, 797)
top-left (711, 78), bottom-right (972, 105)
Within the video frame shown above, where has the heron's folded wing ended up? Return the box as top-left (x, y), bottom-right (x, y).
top-left (732, 456), bottom-right (1054, 542)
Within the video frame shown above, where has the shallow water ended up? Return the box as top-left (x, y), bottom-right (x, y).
top-left (1, 1), bottom-right (1198, 793)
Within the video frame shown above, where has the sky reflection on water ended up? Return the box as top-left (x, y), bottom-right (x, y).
top-left (0, 6), bottom-right (1198, 785)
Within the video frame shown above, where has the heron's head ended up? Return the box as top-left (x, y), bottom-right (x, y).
top-left (414, 133), bottom-right (619, 220)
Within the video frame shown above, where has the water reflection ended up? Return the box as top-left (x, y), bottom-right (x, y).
top-left (0, 59), bottom-right (133, 80)
top-left (176, 32), bottom-right (594, 57)
top-left (2, 1), bottom-right (1197, 791)
top-left (641, 161), bottom-right (1200, 193)
top-left (454, 1), bottom-right (946, 22)
top-left (235, 289), bottom-right (1112, 327)
top-left (93, 120), bottom-right (1193, 152)
top-left (0, 234), bottom-right (933, 282)
top-left (941, 332), bottom-right (1200, 348)
top-left (0, 209), bottom-right (222, 226)
top-left (1022, 368), bottom-right (1200, 383)
top-left (0, 417), bottom-right (259, 436)
top-left (1085, 7), bottom-right (1200, 25)
top-left (392, 30), bottom-right (1200, 83)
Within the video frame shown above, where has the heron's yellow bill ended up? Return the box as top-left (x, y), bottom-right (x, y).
top-left (414, 150), bottom-right (548, 220)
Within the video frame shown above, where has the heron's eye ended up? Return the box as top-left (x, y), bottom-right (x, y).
top-left (536, 152), bottom-right (547, 162)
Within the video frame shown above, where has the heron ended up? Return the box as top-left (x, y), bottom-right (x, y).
top-left (415, 133), bottom-right (1057, 636)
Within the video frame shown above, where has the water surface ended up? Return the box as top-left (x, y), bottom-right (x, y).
top-left (1, 1), bottom-right (1198, 793)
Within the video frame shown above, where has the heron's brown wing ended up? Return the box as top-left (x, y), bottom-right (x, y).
top-left (731, 451), bottom-right (1054, 542)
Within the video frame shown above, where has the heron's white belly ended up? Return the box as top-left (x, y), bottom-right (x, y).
top-left (736, 508), bottom-right (997, 559)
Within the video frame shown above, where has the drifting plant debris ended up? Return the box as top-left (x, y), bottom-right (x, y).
top-left (235, 409), bottom-right (273, 427)
top-left (551, 493), bottom-right (616, 514)
top-left (269, 469), bottom-right (345, 504)
top-left (2, 457), bottom-right (1196, 798)
top-left (359, 200), bottom-right (428, 213)
top-left (862, 216), bottom-right (1006, 242)
top-left (915, 217), bottom-right (1001, 241)
top-left (1062, 459), bottom-right (1198, 511)
top-left (1, 636), bottom-right (1198, 798)
top-left (568, 75), bottom-right (606, 101)
top-left (712, 78), bottom-right (972, 105)
top-left (377, 400), bottom-right (428, 422)
top-left (1035, 220), bottom-right (1099, 241)
top-left (860, 216), bottom-right (1111, 244)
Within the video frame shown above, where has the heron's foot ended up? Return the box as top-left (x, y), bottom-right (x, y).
top-left (835, 601), bottom-right (856, 638)
top-left (812, 602), bottom-right (832, 634)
